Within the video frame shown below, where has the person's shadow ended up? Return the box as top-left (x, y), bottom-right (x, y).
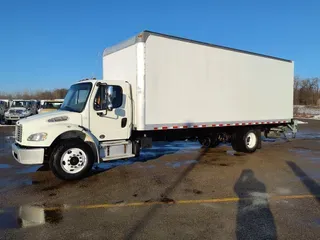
top-left (234, 169), bottom-right (277, 240)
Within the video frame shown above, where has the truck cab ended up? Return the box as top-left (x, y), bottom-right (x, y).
top-left (12, 80), bottom-right (134, 180)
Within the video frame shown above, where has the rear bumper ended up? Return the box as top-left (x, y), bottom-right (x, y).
top-left (12, 143), bottom-right (44, 165)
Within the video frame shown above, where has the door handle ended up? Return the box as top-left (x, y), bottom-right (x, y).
top-left (97, 112), bottom-right (104, 117)
top-left (121, 118), bottom-right (127, 128)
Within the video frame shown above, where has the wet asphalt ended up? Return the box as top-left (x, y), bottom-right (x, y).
top-left (0, 120), bottom-right (319, 240)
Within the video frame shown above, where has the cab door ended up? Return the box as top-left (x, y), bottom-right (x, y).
top-left (89, 82), bottom-right (132, 141)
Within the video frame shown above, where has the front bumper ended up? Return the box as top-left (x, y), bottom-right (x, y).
top-left (5, 115), bottom-right (26, 121)
top-left (12, 143), bottom-right (44, 165)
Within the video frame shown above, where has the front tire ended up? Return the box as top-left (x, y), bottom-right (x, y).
top-left (49, 141), bottom-right (94, 180)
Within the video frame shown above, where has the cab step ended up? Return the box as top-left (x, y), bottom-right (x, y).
top-left (100, 140), bottom-right (135, 162)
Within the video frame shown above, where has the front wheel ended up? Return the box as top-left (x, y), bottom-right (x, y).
top-left (49, 141), bottom-right (94, 180)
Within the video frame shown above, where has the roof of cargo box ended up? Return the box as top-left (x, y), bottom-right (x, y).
top-left (103, 30), bottom-right (292, 63)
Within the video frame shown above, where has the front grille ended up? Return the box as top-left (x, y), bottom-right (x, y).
top-left (15, 124), bottom-right (23, 142)
top-left (10, 110), bottom-right (23, 115)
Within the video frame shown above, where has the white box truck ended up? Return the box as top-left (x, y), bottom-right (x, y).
top-left (12, 31), bottom-right (296, 180)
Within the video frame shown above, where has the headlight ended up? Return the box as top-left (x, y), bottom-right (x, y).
top-left (5, 111), bottom-right (9, 116)
top-left (27, 133), bottom-right (48, 141)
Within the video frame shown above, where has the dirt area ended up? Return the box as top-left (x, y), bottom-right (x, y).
top-left (0, 121), bottom-right (319, 239)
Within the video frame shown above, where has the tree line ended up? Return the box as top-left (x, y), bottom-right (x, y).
top-left (0, 88), bottom-right (68, 100)
top-left (294, 77), bottom-right (320, 105)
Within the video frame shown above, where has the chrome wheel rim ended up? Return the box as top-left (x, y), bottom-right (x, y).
top-left (246, 132), bottom-right (257, 149)
top-left (60, 148), bottom-right (87, 174)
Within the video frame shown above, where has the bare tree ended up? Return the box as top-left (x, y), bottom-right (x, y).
top-left (294, 76), bottom-right (320, 105)
top-left (0, 89), bottom-right (68, 100)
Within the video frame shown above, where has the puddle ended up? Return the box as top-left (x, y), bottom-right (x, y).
top-left (0, 205), bottom-right (63, 229)
top-left (0, 164), bottom-right (12, 169)
top-left (94, 160), bottom-right (135, 172)
top-left (137, 165), bottom-right (155, 169)
top-left (308, 157), bottom-right (320, 162)
top-left (262, 138), bottom-right (277, 143)
top-left (226, 150), bottom-right (246, 156)
top-left (93, 141), bottom-right (201, 172)
top-left (289, 148), bottom-right (312, 154)
top-left (138, 141), bottom-right (201, 160)
top-left (165, 160), bottom-right (198, 168)
top-left (16, 165), bottom-right (42, 174)
top-left (0, 178), bottom-right (33, 190)
top-left (296, 131), bottom-right (320, 140)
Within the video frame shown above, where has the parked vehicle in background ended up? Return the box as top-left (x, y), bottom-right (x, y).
top-left (0, 101), bottom-right (6, 122)
top-left (12, 31), bottom-right (296, 180)
top-left (0, 99), bottom-right (11, 109)
top-left (30, 100), bottom-right (41, 113)
top-left (5, 100), bottom-right (37, 124)
top-left (38, 99), bottom-right (64, 114)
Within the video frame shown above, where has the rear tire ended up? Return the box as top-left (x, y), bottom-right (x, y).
top-left (199, 136), bottom-right (220, 148)
top-left (49, 140), bottom-right (94, 180)
top-left (231, 128), bottom-right (259, 153)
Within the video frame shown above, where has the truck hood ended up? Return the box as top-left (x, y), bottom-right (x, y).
top-left (17, 110), bottom-right (82, 127)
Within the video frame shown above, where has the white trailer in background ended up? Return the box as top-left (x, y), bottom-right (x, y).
top-left (12, 31), bottom-right (296, 180)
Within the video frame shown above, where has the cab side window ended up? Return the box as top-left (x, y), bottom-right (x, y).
top-left (94, 85), bottom-right (107, 111)
top-left (94, 85), bottom-right (123, 110)
top-left (110, 86), bottom-right (123, 108)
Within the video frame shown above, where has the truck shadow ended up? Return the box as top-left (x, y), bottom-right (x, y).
top-left (124, 147), bottom-right (208, 240)
top-left (286, 161), bottom-right (320, 203)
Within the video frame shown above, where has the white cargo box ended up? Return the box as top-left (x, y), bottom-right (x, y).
top-left (103, 31), bottom-right (293, 131)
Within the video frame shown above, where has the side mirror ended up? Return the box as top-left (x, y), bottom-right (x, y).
top-left (106, 86), bottom-right (114, 111)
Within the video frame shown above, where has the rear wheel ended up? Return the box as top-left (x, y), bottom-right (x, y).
top-left (49, 141), bottom-right (94, 180)
top-left (232, 128), bottom-right (259, 153)
top-left (199, 136), bottom-right (220, 148)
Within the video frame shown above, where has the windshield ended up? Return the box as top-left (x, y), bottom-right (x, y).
top-left (60, 83), bottom-right (92, 113)
top-left (11, 101), bottom-right (30, 108)
top-left (42, 101), bottom-right (63, 109)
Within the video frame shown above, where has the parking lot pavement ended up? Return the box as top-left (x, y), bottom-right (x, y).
top-left (0, 121), bottom-right (319, 239)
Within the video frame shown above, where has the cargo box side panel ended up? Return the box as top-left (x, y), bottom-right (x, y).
top-left (145, 35), bottom-right (293, 128)
top-left (103, 44), bottom-right (138, 126)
